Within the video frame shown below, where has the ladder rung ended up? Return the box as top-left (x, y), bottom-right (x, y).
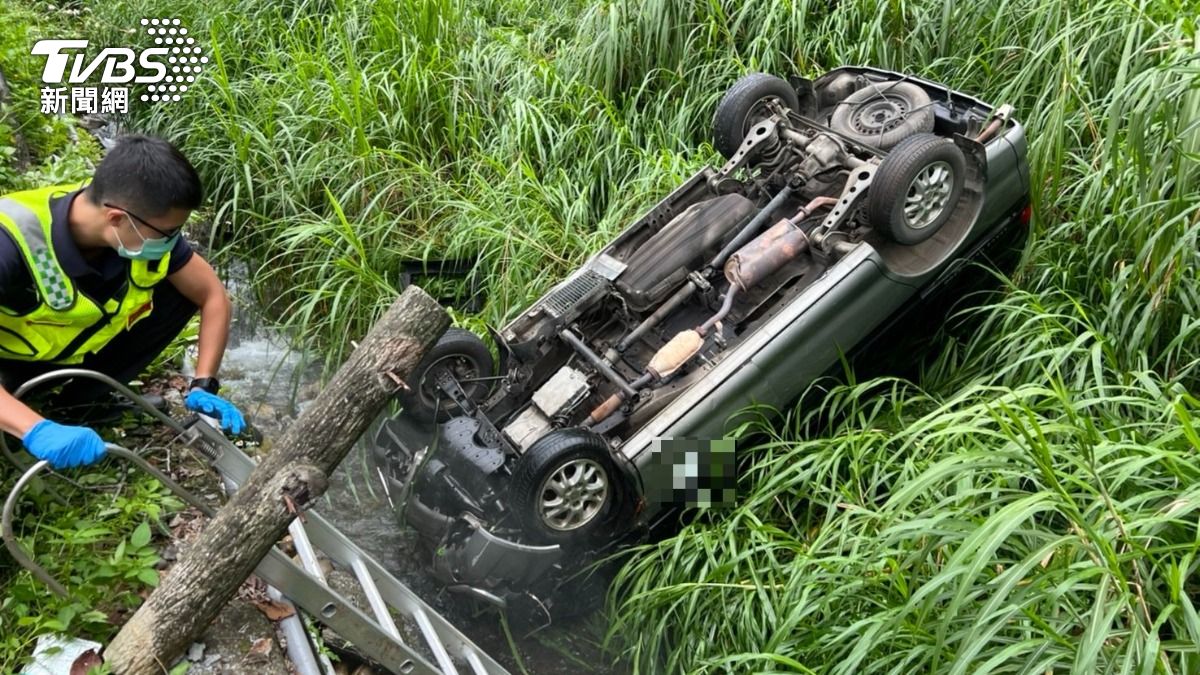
top-left (289, 521), bottom-right (328, 585)
top-left (255, 548), bottom-right (436, 674)
top-left (411, 607), bottom-right (459, 675)
top-left (350, 557), bottom-right (403, 641)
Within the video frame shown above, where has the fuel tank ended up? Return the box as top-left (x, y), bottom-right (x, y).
top-left (616, 193), bottom-right (756, 310)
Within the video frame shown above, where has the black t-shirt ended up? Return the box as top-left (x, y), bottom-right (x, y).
top-left (0, 187), bottom-right (193, 313)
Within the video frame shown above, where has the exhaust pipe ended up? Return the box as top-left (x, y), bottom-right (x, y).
top-left (589, 196), bottom-right (836, 425)
top-left (724, 195), bottom-right (835, 292)
top-left (724, 221), bottom-right (810, 292)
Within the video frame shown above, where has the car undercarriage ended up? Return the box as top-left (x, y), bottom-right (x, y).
top-left (370, 65), bottom-right (1030, 614)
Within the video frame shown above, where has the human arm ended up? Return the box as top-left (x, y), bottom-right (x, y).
top-left (166, 252), bottom-right (231, 380)
top-left (0, 387), bottom-right (45, 438)
top-left (166, 254), bottom-right (244, 433)
top-left (0, 233), bottom-right (45, 437)
top-left (1, 385), bottom-right (106, 469)
top-left (0, 237), bottom-right (100, 466)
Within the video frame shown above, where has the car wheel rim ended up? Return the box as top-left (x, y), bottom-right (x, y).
top-left (538, 458), bottom-right (608, 532)
top-left (741, 96), bottom-right (781, 138)
top-left (903, 160), bottom-right (954, 231)
top-left (417, 355), bottom-right (480, 413)
top-left (851, 96), bottom-right (910, 135)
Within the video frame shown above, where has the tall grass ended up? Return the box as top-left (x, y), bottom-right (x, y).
top-left (609, 378), bottom-right (1200, 673)
top-left (71, 0), bottom-right (1200, 670)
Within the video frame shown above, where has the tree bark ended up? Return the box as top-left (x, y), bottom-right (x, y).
top-left (104, 286), bottom-right (449, 674)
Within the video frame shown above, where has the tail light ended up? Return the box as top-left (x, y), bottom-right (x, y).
top-left (1019, 203), bottom-right (1033, 227)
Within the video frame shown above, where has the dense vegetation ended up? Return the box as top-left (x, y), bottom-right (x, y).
top-left (2, 0), bottom-right (1198, 672)
top-left (0, 2), bottom-right (103, 191)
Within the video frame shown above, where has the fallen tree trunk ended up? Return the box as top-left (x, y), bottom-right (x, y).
top-left (105, 286), bottom-right (449, 674)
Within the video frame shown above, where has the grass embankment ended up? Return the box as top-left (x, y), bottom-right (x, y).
top-left (7, 0), bottom-right (1200, 672)
top-left (0, 2), bottom-right (103, 191)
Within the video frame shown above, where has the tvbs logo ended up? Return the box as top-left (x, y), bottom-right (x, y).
top-left (33, 18), bottom-right (206, 112)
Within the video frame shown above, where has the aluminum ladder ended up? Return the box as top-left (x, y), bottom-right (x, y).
top-left (1, 369), bottom-right (510, 675)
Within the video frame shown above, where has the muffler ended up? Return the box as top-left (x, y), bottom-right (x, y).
top-left (724, 220), bottom-right (811, 292)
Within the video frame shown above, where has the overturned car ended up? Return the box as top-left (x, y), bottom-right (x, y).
top-left (370, 66), bottom-right (1031, 612)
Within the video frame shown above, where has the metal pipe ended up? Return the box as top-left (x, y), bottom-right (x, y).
top-left (586, 394), bottom-right (623, 426)
top-left (976, 104), bottom-right (1013, 145)
top-left (585, 373), bottom-right (652, 426)
top-left (612, 186), bottom-right (801, 357)
top-left (697, 287), bottom-right (739, 336)
top-left (268, 586), bottom-right (331, 675)
top-left (0, 369), bottom-right (200, 503)
top-left (0, 369), bottom-right (192, 477)
top-left (612, 281), bottom-right (697, 356)
top-left (780, 128), bottom-right (814, 147)
top-left (794, 196), bottom-right (839, 223)
top-left (975, 118), bottom-right (1003, 144)
top-left (3, 445), bottom-right (217, 598)
top-left (13, 369), bottom-right (188, 431)
top-left (710, 186), bottom-right (794, 268)
top-left (3, 460), bottom-right (65, 596)
top-left (832, 240), bottom-right (859, 256)
top-left (560, 329), bottom-right (638, 399)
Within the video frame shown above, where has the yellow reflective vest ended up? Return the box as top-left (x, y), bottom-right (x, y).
top-left (0, 183), bottom-right (170, 363)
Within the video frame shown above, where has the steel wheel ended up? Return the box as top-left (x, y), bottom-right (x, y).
top-left (903, 160), bottom-right (954, 231)
top-left (830, 80), bottom-right (935, 150)
top-left (538, 458), bottom-right (609, 531)
top-left (850, 96), bottom-right (910, 136)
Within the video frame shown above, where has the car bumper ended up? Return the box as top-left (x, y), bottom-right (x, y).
top-left (371, 416), bottom-right (563, 605)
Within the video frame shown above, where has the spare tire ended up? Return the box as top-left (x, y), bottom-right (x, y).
top-left (830, 80), bottom-right (935, 150)
top-left (712, 73), bottom-right (799, 160)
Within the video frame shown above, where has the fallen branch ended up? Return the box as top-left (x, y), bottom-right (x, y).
top-left (105, 286), bottom-right (449, 674)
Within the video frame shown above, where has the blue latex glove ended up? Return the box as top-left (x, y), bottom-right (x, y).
top-left (185, 389), bottom-right (246, 434)
top-left (22, 419), bottom-right (107, 469)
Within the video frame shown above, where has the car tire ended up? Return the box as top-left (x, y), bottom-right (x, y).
top-left (510, 428), bottom-right (622, 545)
top-left (830, 80), bottom-right (935, 150)
top-left (868, 133), bottom-right (967, 245)
top-left (398, 327), bottom-right (494, 423)
top-left (712, 73), bottom-right (800, 160)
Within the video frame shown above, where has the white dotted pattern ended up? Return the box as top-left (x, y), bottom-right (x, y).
top-left (140, 18), bottom-right (204, 104)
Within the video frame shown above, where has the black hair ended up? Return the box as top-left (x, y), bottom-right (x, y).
top-left (86, 134), bottom-right (203, 217)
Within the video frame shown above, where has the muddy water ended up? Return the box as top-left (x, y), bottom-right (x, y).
top-left (211, 280), bottom-right (622, 675)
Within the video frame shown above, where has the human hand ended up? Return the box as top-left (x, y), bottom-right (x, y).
top-left (185, 389), bottom-right (246, 434)
top-left (21, 419), bottom-right (107, 469)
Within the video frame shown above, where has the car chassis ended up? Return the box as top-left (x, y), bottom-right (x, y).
top-left (370, 65), bottom-right (1031, 614)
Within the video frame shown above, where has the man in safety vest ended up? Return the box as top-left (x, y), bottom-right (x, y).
top-left (0, 134), bottom-right (244, 470)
